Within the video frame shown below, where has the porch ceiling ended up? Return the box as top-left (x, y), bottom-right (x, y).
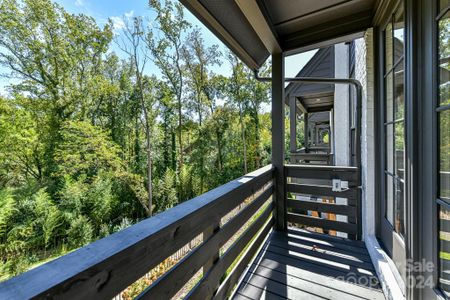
top-left (180, 0), bottom-right (379, 69)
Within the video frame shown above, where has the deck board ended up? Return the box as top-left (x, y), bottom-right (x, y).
top-left (232, 228), bottom-right (385, 300)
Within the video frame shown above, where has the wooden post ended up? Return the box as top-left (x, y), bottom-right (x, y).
top-left (329, 108), bottom-right (334, 165)
top-left (289, 96), bottom-right (297, 164)
top-left (304, 113), bottom-right (309, 153)
top-left (203, 221), bottom-right (220, 291)
top-left (272, 52), bottom-right (286, 231)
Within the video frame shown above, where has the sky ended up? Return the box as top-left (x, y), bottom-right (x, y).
top-left (0, 0), bottom-right (316, 94)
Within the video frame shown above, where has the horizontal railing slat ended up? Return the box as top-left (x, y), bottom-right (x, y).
top-left (285, 164), bottom-right (358, 183)
top-left (287, 213), bottom-right (357, 234)
top-left (0, 165), bottom-right (274, 300)
top-left (287, 183), bottom-right (357, 203)
top-left (187, 204), bottom-right (273, 300)
top-left (213, 218), bottom-right (273, 300)
top-left (287, 199), bottom-right (356, 217)
top-left (136, 185), bottom-right (274, 299)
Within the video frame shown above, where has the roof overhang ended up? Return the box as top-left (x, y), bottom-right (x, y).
top-left (181, 0), bottom-right (379, 69)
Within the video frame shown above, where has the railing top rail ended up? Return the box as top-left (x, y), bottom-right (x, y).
top-left (285, 164), bottom-right (358, 172)
top-left (0, 165), bottom-right (274, 300)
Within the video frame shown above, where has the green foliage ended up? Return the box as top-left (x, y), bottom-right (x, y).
top-left (67, 215), bottom-right (93, 248)
top-left (0, 189), bottom-right (16, 239)
top-left (55, 121), bottom-right (123, 179)
top-left (0, 0), bottom-right (272, 281)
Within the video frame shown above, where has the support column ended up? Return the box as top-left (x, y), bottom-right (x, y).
top-left (289, 96), bottom-right (297, 163)
top-left (272, 52), bottom-right (286, 231)
top-left (304, 113), bottom-right (309, 152)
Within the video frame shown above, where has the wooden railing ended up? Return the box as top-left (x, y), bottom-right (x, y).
top-left (0, 165), bottom-right (275, 300)
top-left (290, 152), bottom-right (334, 165)
top-left (285, 164), bottom-right (362, 240)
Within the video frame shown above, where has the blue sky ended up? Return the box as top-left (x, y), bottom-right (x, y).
top-left (0, 0), bottom-right (316, 94)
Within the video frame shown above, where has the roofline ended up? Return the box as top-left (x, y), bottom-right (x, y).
top-left (235, 0), bottom-right (281, 54)
top-left (180, 0), bottom-right (260, 69)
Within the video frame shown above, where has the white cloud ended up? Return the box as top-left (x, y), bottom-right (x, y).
top-left (75, 0), bottom-right (84, 7)
top-left (110, 16), bottom-right (126, 34)
top-left (124, 10), bottom-right (134, 19)
top-left (110, 11), bottom-right (135, 35)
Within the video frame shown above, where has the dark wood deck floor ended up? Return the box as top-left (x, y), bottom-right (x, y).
top-left (232, 228), bottom-right (385, 300)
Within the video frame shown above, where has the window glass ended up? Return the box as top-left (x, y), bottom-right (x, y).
top-left (439, 11), bottom-right (450, 106)
top-left (441, 110), bottom-right (450, 201)
top-left (395, 122), bottom-right (405, 179)
top-left (438, 4), bottom-right (450, 297)
top-left (386, 72), bottom-right (394, 122)
top-left (394, 60), bottom-right (405, 120)
top-left (386, 124), bottom-right (394, 173)
top-left (386, 175), bottom-right (394, 225)
top-left (385, 22), bottom-right (393, 72)
top-left (440, 204), bottom-right (450, 297)
top-left (395, 179), bottom-right (405, 237)
top-left (383, 6), bottom-right (404, 236)
top-left (394, 7), bottom-right (405, 64)
top-left (440, 0), bottom-right (450, 11)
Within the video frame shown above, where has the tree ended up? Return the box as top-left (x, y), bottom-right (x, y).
top-left (0, 96), bottom-right (44, 185)
top-left (147, 0), bottom-right (190, 172)
top-left (0, 0), bottom-right (113, 179)
top-left (117, 16), bottom-right (155, 216)
top-left (227, 54), bottom-right (250, 173)
top-left (182, 28), bottom-right (221, 191)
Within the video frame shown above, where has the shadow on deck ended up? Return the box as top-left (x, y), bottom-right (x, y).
top-left (233, 228), bottom-right (385, 300)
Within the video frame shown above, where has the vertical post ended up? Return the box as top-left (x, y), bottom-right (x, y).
top-left (289, 96), bottom-right (297, 164)
top-left (272, 52), bottom-right (286, 231)
top-left (304, 113), bottom-right (309, 152)
top-left (329, 108), bottom-right (334, 164)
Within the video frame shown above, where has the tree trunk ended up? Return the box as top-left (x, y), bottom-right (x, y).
top-left (253, 101), bottom-right (261, 168)
top-left (136, 68), bottom-right (152, 217)
top-left (197, 98), bottom-right (204, 193)
top-left (238, 102), bottom-right (248, 174)
top-left (177, 94), bottom-right (183, 169)
top-left (145, 124), bottom-right (152, 216)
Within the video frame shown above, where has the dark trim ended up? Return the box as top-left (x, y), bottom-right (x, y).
top-left (436, 104), bottom-right (450, 112)
top-left (281, 10), bottom-right (373, 53)
top-left (287, 213), bottom-right (358, 234)
top-left (404, 0), bottom-right (421, 298)
top-left (272, 52), bottom-right (287, 231)
top-left (285, 47), bottom-right (335, 99)
top-left (374, 25), bottom-right (382, 239)
top-left (287, 198), bottom-right (357, 217)
top-left (271, 0), bottom-right (356, 27)
top-left (421, 0), bottom-right (440, 298)
top-left (436, 3), bottom-right (450, 21)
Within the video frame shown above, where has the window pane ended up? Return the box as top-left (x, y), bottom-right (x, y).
top-left (386, 124), bottom-right (394, 173)
top-left (393, 6), bottom-right (404, 63)
top-left (439, 11), bottom-right (450, 106)
top-left (394, 179), bottom-right (405, 237)
top-left (440, 204), bottom-right (450, 297)
top-left (385, 22), bottom-right (393, 72)
top-left (440, 0), bottom-right (450, 12)
top-left (441, 110), bottom-right (450, 201)
top-left (395, 122), bottom-right (405, 179)
top-left (394, 60), bottom-right (405, 120)
top-left (386, 72), bottom-right (394, 122)
top-left (386, 175), bottom-right (394, 225)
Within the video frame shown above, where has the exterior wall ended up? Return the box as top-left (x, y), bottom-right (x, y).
top-left (355, 35), bottom-right (374, 239)
top-left (334, 43), bottom-right (350, 166)
top-left (334, 43), bottom-right (350, 237)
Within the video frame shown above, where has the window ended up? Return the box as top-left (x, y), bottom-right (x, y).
top-left (437, 1), bottom-right (450, 296)
top-left (383, 3), bottom-right (405, 237)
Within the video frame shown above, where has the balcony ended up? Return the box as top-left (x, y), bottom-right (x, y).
top-left (0, 164), bottom-right (383, 299)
